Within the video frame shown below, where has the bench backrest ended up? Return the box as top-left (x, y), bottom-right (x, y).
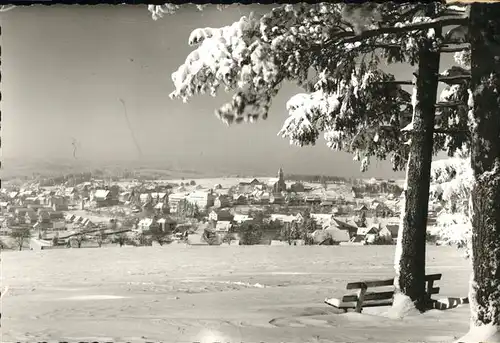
top-left (346, 273), bottom-right (442, 290)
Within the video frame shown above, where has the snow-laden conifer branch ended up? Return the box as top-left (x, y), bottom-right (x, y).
top-left (167, 2), bottom-right (470, 172)
top-left (375, 73), bottom-right (471, 86)
top-left (435, 101), bottom-right (467, 109)
top-left (430, 153), bottom-right (473, 254)
top-left (278, 61), bottom-right (412, 172)
top-left (320, 15), bottom-right (468, 48)
top-left (433, 81), bottom-right (471, 157)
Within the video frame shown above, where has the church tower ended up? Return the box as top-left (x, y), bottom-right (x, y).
top-left (274, 167), bottom-right (286, 193)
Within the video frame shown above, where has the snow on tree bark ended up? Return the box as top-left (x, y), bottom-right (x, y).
top-left (394, 29), bottom-right (441, 313)
top-left (461, 3), bottom-right (500, 338)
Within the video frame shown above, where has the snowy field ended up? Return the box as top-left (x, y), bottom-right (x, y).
top-left (2, 246), bottom-right (470, 343)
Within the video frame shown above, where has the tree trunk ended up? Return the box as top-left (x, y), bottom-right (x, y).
top-left (394, 32), bottom-right (441, 313)
top-left (458, 4), bottom-right (500, 341)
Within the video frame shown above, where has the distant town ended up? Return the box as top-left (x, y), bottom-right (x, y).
top-left (0, 167), bottom-right (443, 251)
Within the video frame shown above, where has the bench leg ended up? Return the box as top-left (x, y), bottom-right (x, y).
top-left (354, 287), bottom-right (367, 313)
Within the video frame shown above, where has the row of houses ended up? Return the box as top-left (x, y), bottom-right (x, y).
top-left (354, 201), bottom-right (395, 218)
top-left (205, 208), bottom-right (399, 245)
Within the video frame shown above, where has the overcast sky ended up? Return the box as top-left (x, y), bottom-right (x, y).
top-left (2, 4), bottom-right (452, 178)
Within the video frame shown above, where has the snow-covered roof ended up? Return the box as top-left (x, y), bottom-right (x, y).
top-left (310, 213), bottom-right (333, 224)
top-left (357, 225), bottom-right (380, 236)
top-left (270, 214), bottom-right (296, 223)
top-left (139, 218), bottom-right (154, 227)
top-left (188, 191), bottom-right (211, 199)
top-left (156, 217), bottom-right (175, 224)
top-left (168, 193), bottom-right (187, 200)
top-left (233, 214), bottom-right (252, 223)
top-left (324, 227), bottom-right (351, 242)
top-left (328, 218), bottom-right (357, 232)
top-left (25, 211), bottom-right (38, 219)
top-left (381, 224), bottom-right (399, 237)
top-left (215, 221), bottom-right (232, 231)
top-left (94, 190), bottom-right (110, 199)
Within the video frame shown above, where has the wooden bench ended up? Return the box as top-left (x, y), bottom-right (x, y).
top-left (324, 273), bottom-right (442, 313)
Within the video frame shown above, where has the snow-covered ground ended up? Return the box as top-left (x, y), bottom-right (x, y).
top-left (3, 245), bottom-right (470, 343)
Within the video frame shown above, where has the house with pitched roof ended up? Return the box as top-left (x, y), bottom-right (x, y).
top-left (356, 224), bottom-right (381, 244)
top-left (92, 189), bottom-right (112, 207)
top-left (156, 217), bottom-right (176, 232)
top-left (378, 223), bottom-right (399, 243)
top-left (214, 195), bottom-right (230, 209)
top-left (137, 218), bottom-right (159, 233)
top-left (167, 193), bottom-right (187, 213)
top-left (233, 214), bottom-right (253, 224)
top-left (24, 211), bottom-right (39, 224)
top-left (214, 220), bottom-right (232, 233)
top-left (209, 210), bottom-right (234, 223)
top-left (187, 191), bottom-right (215, 210)
top-left (232, 194), bottom-right (247, 205)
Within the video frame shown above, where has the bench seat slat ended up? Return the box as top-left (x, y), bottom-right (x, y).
top-left (325, 297), bottom-right (393, 309)
top-left (359, 299), bottom-right (393, 308)
top-left (325, 297), bottom-right (351, 309)
top-left (342, 290), bottom-right (394, 303)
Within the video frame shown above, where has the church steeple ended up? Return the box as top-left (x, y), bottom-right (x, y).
top-left (273, 167), bottom-right (286, 194)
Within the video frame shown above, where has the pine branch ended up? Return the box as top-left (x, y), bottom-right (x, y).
top-left (443, 8), bottom-right (468, 17)
top-left (374, 74), bottom-right (470, 86)
top-left (434, 128), bottom-right (471, 136)
top-left (374, 80), bottom-right (414, 85)
top-left (440, 45), bottom-right (470, 53)
top-left (439, 75), bottom-right (471, 85)
top-left (322, 15), bottom-right (468, 47)
top-left (435, 101), bottom-right (466, 109)
top-left (370, 44), bottom-right (469, 53)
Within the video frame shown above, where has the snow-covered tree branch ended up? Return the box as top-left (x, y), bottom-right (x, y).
top-left (430, 153), bottom-right (473, 255)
